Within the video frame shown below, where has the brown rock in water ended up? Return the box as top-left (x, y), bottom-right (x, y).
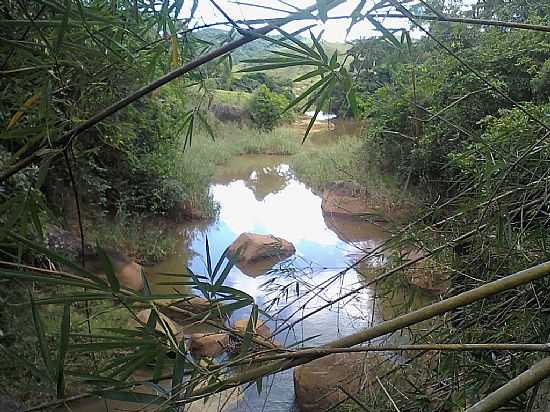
top-left (46, 225), bottom-right (144, 291)
top-left (132, 309), bottom-right (180, 340)
top-left (232, 318), bottom-right (280, 350)
top-left (233, 318), bottom-right (272, 340)
top-left (228, 233), bottom-right (295, 264)
top-left (159, 296), bottom-right (228, 323)
top-left (321, 181), bottom-right (378, 218)
top-left (294, 353), bottom-right (379, 412)
top-left (189, 333), bottom-right (230, 357)
top-left (113, 258), bottom-right (145, 291)
top-left (87, 251), bottom-right (144, 291)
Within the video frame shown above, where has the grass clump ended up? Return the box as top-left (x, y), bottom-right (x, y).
top-left (85, 214), bottom-right (181, 264)
top-left (189, 121), bottom-right (301, 158)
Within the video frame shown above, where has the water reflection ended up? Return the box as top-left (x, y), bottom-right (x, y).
top-left (174, 155), bottom-right (389, 412)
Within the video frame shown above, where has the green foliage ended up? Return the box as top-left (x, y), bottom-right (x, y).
top-left (355, 25), bottom-right (550, 187)
top-left (248, 85), bottom-right (293, 131)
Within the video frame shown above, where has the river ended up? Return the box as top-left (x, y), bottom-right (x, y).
top-left (66, 126), bottom-right (428, 412)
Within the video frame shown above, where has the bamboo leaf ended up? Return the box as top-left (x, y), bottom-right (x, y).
top-left (30, 292), bottom-right (53, 381)
top-left (293, 68), bottom-right (326, 83)
top-left (238, 61), bottom-right (321, 73)
top-left (275, 27), bottom-right (321, 60)
top-left (56, 304), bottom-right (70, 398)
top-left (256, 376), bottom-right (263, 395)
top-left (239, 304), bottom-right (258, 358)
top-left (101, 390), bottom-right (167, 404)
top-left (367, 15), bottom-right (402, 49)
top-left (214, 252), bottom-right (236, 288)
top-left (310, 30), bottom-right (328, 63)
top-left (54, 0), bottom-right (71, 55)
top-left (205, 236), bottom-right (213, 281)
top-left (303, 77), bottom-right (336, 143)
top-left (284, 75), bottom-right (333, 114)
top-left (96, 246), bottom-right (120, 293)
top-left (172, 338), bottom-right (187, 395)
top-left (197, 112), bottom-right (215, 142)
top-left (7, 95), bottom-right (40, 129)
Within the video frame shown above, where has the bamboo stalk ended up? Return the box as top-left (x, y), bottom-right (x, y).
top-left (240, 344), bottom-right (550, 364)
top-left (466, 356), bottom-right (550, 412)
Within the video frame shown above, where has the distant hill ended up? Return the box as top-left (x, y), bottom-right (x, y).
top-left (193, 28), bottom-right (350, 92)
top-left (194, 27), bottom-right (349, 64)
top-left (193, 28), bottom-right (276, 63)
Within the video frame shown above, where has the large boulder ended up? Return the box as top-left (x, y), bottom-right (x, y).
top-left (47, 225), bottom-right (144, 291)
top-left (233, 318), bottom-right (272, 340)
top-left (321, 181), bottom-right (379, 218)
top-left (294, 353), bottom-right (379, 412)
top-left (131, 309), bottom-right (181, 340)
top-left (159, 296), bottom-right (228, 323)
top-left (188, 333), bottom-right (230, 358)
top-left (232, 318), bottom-right (279, 350)
top-left (111, 256), bottom-right (144, 291)
top-left (228, 233), bottom-right (295, 265)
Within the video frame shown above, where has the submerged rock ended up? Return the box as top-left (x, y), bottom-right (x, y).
top-left (233, 318), bottom-right (272, 340)
top-left (189, 333), bottom-right (230, 358)
top-left (321, 181), bottom-right (379, 218)
top-left (86, 251), bottom-right (144, 291)
top-left (232, 317), bottom-right (280, 350)
top-left (228, 232), bottom-right (295, 265)
top-left (131, 309), bottom-right (180, 340)
top-left (294, 352), bottom-right (380, 412)
top-left (159, 296), bottom-right (229, 323)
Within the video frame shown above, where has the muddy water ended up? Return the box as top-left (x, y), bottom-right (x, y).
top-left (68, 154), bottom-right (405, 412)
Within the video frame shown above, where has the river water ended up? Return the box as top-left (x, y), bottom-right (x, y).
top-left (67, 131), bottom-right (426, 412)
top-left (147, 154), bottom-right (390, 411)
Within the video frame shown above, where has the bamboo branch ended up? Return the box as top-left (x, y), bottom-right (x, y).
top-left (366, 13), bottom-right (550, 33)
top-left (466, 356), bottom-right (550, 412)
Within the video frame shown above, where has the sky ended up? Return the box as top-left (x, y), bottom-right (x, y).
top-left (183, 0), bottom-right (412, 43)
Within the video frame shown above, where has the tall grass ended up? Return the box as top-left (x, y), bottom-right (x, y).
top-left (189, 121), bottom-right (301, 158)
top-left (85, 214), bottom-right (180, 263)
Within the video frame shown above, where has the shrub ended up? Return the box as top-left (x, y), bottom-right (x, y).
top-left (248, 85), bottom-right (293, 131)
